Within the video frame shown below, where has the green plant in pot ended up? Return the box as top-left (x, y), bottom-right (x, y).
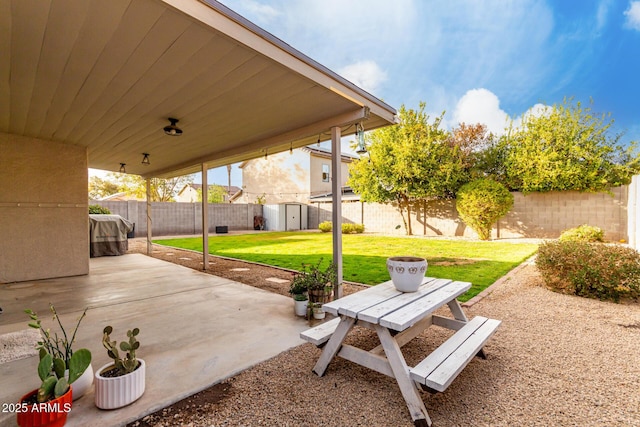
top-left (295, 259), bottom-right (336, 307)
top-left (94, 326), bottom-right (146, 410)
top-left (25, 306), bottom-right (94, 401)
top-left (289, 272), bottom-right (310, 317)
top-left (18, 306), bottom-right (92, 427)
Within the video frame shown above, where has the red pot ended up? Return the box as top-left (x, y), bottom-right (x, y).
top-left (16, 386), bottom-right (73, 427)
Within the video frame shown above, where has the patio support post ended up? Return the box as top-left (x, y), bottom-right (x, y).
top-left (146, 178), bottom-right (152, 255)
top-left (331, 125), bottom-right (344, 299)
top-left (202, 163), bottom-right (209, 269)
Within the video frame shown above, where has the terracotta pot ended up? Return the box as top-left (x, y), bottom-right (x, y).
top-left (94, 359), bottom-right (145, 410)
top-left (386, 256), bottom-right (428, 292)
top-left (16, 386), bottom-right (73, 427)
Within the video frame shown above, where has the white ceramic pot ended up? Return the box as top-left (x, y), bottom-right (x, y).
top-left (294, 298), bottom-right (309, 316)
top-left (386, 256), bottom-right (427, 292)
top-left (94, 359), bottom-right (146, 410)
top-left (312, 306), bottom-right (325, 320)
top-left (66, 363), bottom-right (94, 401)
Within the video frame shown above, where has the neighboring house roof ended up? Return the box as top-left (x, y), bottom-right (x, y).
top-left (178, 183), bottom-right (242, 199)
top-left (309, 187), bottom-right (361, 202)
top-left (95, 192), bottom-right (143, 202)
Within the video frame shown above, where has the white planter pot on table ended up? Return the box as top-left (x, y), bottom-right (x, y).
top-left (386, 256), bottom-right (428, 292)
top-left (94, 359), bottom-right (146, 409)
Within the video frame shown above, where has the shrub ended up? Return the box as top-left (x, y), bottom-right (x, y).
top-left (342, 223), bottom-right (365, 234)
top-left (536, 240), bottom-right (640, 302)
top-left (318, 221), bottom-right (332, 232)
top-left (89, 204), bottom-right (111, 214)
top-left (559, 224), bottom-right (604, 242)
top-left (456, 178), bottom-right (513, 240)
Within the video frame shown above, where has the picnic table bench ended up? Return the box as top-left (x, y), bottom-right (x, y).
top-left (300, 277), bottom-right (501, 426)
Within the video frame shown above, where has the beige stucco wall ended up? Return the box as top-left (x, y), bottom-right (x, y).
top-left (309, 153), bottom-right (351, 196)
top-left (0, 132), bottom-right (89, 282)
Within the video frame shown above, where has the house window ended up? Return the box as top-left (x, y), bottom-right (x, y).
top-left (322, 164), bottom-right (330, 182)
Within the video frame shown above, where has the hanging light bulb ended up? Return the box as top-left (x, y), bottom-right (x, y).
top-left (163, 118), bottom-right (183, 136)
top-left (119, 163), bottom-right (126, 173)
top-left (289, 142), bottom-right (293, 154)
top-left (264, 149), bottom-right (268, 160)
top-left (141, 153), bottom-right (150, 165)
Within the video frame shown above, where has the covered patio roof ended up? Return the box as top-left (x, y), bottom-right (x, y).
top-left (1, 0), bottom-right (396, 178)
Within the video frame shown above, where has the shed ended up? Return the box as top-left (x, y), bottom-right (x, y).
top-left (263, 204), bottom-right (308, 231)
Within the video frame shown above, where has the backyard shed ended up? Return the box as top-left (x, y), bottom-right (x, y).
top-left (263, 204), bottom-right (308, 231)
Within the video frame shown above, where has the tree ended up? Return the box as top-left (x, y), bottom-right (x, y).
top-left (196, 185), bottom-right (227, 203)
top-left (456, 178), bottom-right (513, 240)
top-left (446, 122), bottom-right (499, 182)
top-left (89, 176), bottom-right (119, 200)
top-left (87, 173), bottom-right (194, 201)
top-left (504, 98), bottom-right (640, 193)
top-left (348, 103), bottom-right (468, 235)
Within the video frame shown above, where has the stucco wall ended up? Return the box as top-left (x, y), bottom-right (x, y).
top-left (309, 187), bottom-right (630, 241)
top-left (0, 133), bottom-right (89, 282)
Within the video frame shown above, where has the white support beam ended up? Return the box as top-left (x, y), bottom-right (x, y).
top-left (331, 126), bottom-right (343, 299)
top-left (146, 178), bottom-right (152, 255)
top-left (202, 163), bottom-right (209, 269)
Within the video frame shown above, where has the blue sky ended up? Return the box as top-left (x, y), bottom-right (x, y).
top-left (93, 0), bottom-right (640, 187)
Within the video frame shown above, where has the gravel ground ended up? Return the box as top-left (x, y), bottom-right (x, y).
top-left (127, 240), bottom-right (640, 427)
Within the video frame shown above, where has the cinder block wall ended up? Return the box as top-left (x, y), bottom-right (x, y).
top-left (308, 186), bottom-right (630, 241)
top-left (92, 201), bottom-right (263, 237)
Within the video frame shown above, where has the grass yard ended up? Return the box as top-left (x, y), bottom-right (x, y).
top-left (154, 232), bottom-right (539, 301)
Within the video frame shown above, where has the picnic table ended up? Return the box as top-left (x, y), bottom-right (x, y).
top-left (301, 277), bottom-right (501, 426)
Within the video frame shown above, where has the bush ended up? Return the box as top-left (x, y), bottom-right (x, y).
top-left (559, 224), bottom-right (604, 242)
top-left (456, 178), bottom-right (513, 240)
top-left (318, 221), bottom-right (365, 234)
top-left (318, 221), bottom-right (332, 232)
top-left (89, 204), bottom-right (111, 214)
top-left (342, 223), bottom-right (365, 234)
top-left (536, 240), bottom-right (640, 302)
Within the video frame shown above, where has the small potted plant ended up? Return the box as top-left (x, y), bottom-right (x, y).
top-left (24, 305), bottom-right (93, 401)
top-left (94, 326), bottom-right (145, 410)
top-left (289, 273), bottom-right (309, 317)
top-left (16, 352), bottom-right (88, 427)
top-left (303, 259), bottom-right (336, 306)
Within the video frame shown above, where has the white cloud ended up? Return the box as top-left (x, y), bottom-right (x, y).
top-left (453, 89), bottom-right (511, 135)
top-left (338, 60), bottom-right (388, 94)
top-left (624, 1), bottom-right (640, 30)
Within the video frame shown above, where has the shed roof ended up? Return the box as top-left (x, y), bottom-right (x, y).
top-left (1, 0), bottom-right (396, 178)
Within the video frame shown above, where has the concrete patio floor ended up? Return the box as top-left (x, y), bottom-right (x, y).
top-left (0, 254), bottom-right (309, 427)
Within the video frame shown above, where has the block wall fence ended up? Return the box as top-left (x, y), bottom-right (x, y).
top-left (93, 179), bottom-right (639, 249)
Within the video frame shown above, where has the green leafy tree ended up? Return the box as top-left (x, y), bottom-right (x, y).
top-left (89, 176), bottom-right (119, 199)
top-left (348, 103), bottom-right (467, 235)
top-left (196, 185), bottom-right (227, 203)
top-left (88, 173), bottom-right (194, 202)
top-left (504, 98), bottom-right (640, 193)
top-left (456, 178), bottom-right (513, 240)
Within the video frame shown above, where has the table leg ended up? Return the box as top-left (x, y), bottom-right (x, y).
top-left (312, 316), bottom-right (355, 376)
top-left (375, 325), bottom-right (432, 427)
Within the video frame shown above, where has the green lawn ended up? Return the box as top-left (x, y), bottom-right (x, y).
top-left (154, 232), bottom-right (539, 302)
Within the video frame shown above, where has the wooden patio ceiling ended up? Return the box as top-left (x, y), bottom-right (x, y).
top-left (0, 0), bottom-right (396, 178)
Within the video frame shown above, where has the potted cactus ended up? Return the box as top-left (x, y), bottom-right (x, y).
top-left (17, 348), bottom-right (91, 427)
top-left (24, 306), bottom-right (93, 401)
top-left (94, 326), bottom-right (145, 410)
